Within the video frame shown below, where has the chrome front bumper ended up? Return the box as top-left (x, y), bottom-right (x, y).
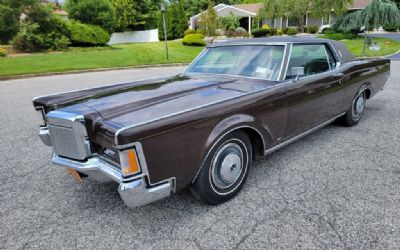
top-left (52, 154), bottom-right (173, 208)
top-left (41, 127), bottom-right (173, 208)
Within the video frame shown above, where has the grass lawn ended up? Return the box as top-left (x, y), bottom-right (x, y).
top-left (0, 41), bottom-right (203, 77)
top-left (337, 37), bottom-right (400, 57)
top-left (0, 37), bottom-right (399, 78)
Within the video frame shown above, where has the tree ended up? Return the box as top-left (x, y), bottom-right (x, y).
top-left (358, 0), bottom-right (400, 30)
top-left (334, 0), bottom-right (400, 32)
top-left (65, 0), bottom-right (116, 33)
top-left (110, 0), bottom-right (136, 32)
top-left (0, 0), bottom-right (38, 43)
top-left (13, 2), bottom-right (70, 51)
top-left (157, 0), bottom-right (188, 40)
top-left (219, 12), bottom-right (240, 30)
top-left (260, 0), bottom-right (355, 31)
top-left (171, 0), bottom-right (188, 38)
top-left (199, 0), bottom-right (218, 37)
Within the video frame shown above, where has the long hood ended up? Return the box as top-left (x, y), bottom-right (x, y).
top-left (35, 74), bottom-right (274, 128)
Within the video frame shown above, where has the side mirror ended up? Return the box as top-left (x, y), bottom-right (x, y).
top-left (292, 67), bottom-right (305, 80)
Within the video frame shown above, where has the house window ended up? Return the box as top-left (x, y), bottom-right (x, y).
top-left (322, 14), bottom-right (330, 25)
top-left (288, 17), bottom-right (300, 27)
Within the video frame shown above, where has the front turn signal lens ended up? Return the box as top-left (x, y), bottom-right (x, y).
top-left (120, 149), bottom-right (141, 176)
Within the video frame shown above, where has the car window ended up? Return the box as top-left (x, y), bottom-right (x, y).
top-left (285, 44), bottom-right (333, 80)
top-left (186, 45), bottom-right (285, 81)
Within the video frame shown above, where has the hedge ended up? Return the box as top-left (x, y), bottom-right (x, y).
top-left (287, 28), bottom-right (298, 36)
top-left (320, 32), bottom-right (358, 40)
top-left (251, 28), bottom-right (269, 38)
top-left (68, 21), bottom-right (110, 46)
top-left (182, 34), bottom-right (206, 46)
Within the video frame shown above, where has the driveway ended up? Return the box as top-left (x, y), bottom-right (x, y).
top-left (1, 67), bottom-right (400, 249)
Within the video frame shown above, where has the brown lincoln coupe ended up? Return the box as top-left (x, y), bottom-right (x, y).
top-left (33, 37), bottom-right (390, 207)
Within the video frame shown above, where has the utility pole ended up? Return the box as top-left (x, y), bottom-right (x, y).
top-left (161, 4), bottom-right (169, 61)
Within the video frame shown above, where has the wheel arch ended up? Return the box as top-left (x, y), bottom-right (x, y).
top-left (358, 82), bottom-right (373, 99)
top-left (191, 114), bottom-right (271, 183)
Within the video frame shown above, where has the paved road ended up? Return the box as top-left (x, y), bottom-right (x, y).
top-left (1, 67), bottom-right (400, 249)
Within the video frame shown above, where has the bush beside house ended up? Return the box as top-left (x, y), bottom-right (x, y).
top-left (0, 48), bottom-right (6, 57)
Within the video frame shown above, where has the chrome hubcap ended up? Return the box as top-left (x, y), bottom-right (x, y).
top-left (352, 93), bottom-right (365, 118)
top-left (355, 96), bottom-right (365, 115)
top-left (211, 143), bottom-right (244, 190)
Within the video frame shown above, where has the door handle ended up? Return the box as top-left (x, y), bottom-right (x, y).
top-left (335, 73), bottom-right (344, 84)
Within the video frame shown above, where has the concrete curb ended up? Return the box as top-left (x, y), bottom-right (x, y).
top-left (0, 63), bottom-right (189, 81)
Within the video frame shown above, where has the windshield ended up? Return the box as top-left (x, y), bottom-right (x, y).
top-left (186, 45), bottom-right (285, 81)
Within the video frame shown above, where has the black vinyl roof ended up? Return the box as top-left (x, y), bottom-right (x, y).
top-left (211, 36), bottom-right (356, 63)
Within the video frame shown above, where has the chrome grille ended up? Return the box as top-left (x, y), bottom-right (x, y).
top-left (46, 111), bottom-right (91, 160)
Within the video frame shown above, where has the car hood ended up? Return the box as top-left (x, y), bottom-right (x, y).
top-left (35, 74), bottom-right (279, 132)
top-left (35, 74), bottom-right (275, 128)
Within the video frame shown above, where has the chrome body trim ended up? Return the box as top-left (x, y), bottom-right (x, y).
top-left (383, 77), bottom-right (391, 90)
top-left (46, 110), bottom-right (92, 160)
top-left (264, 112), bottom-right (346, 155)
top-left (50, 141), bottom-right (175, 208)
top-left (52, 153), bottom-right (123, 183)
top-left (39, 127), bottom-right (52, 146)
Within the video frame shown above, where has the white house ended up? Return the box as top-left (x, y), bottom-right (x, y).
top-left (189, 0), bottom-right (372, 33)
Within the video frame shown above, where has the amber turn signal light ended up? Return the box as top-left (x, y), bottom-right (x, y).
top-left (120, 149), bottom-right (140, 176)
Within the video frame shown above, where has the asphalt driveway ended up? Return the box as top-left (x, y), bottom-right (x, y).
top-left (1, 67), bottom-right (399, 249)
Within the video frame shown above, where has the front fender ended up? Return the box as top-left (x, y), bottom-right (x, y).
top-left (204, 114), bottom-right (271, 150)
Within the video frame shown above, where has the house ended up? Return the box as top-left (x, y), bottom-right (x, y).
top-left (189, 0), bottom-right (372, 33)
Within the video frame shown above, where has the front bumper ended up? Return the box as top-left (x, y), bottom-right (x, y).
top-left (51, 154), bottom-right (174, 208)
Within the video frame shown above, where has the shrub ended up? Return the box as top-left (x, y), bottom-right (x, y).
top-left (0, 4), bottom-right (20, 44)
top-left (286, 27), bottom-right (298, 36)
top-left (184, 29), bottom-right (197, 36)
top-left (68, 21), bottom-right (110, 46)
top-left (0, 48), bottom-right (6, 57)
top-left (12, 3), bottom-right (71, 52)
top-left (235, 27), bottom-right (248, 36)
top-left (66, 0), bottom-right (116, 33)
top-left (320, 32), bottom-right (358, 40)
top-left (269, 28), bottom-right (278, 35)
top-left (383, 24), bottom-right (398, 32)
top-left (307, 26), bottom-right (319, 34)
top-left (251, 28), bottom-right (269, 37)
top-left (322, 28), bottom-right (335, 34)
top-left (261, 24), bottom-right (270, 30)
top-left (182, 34), bottom-right (206, 46)
top-left (13, 23), bottom-right (70, 52)
top-left (225, 28), bottom-right (249, 38)
top-left (277, 29), bottom-right (284, 36)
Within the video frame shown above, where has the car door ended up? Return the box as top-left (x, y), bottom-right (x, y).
top-left (284, 43), bottom-right (343, 139)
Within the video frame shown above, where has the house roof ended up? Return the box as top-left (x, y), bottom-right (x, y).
top-left (54, 9), bottom-right (68, 16)
top-left (350, 0), bottom-right (372, 9)
top-left (190, 4), bottom-right (257, 20)
top-left (190, 1), bottom-right (372, 20)
top-left (233, 3), bottom-right (264, 14)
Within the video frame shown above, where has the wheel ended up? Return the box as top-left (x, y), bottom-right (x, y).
top-left (340, 91), bottom-right (366, 126)
top-left (191, 131), bottom-right (252, 205)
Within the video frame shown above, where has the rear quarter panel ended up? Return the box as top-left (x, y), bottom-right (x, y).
top-left (340, 58), bottom-right (390, 112)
